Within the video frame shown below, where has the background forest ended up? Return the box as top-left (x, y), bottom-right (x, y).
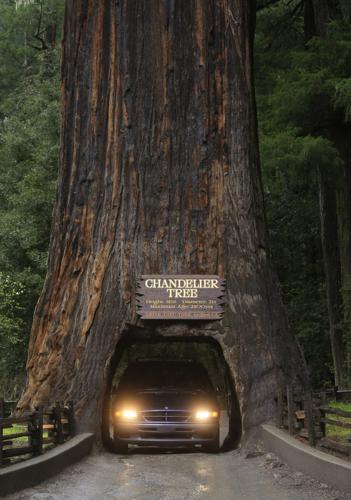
top-left (0, 0), bottom-right (350, 397)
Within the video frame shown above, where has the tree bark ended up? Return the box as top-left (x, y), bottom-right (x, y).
top-left (305, 0), bottom-right (351, 386)
top-left (19, 0), bottom-right (304, 445)
top-left (335, 157), bottom-right (351, 386)
top-left (318, 166), bottom-right (344, 386)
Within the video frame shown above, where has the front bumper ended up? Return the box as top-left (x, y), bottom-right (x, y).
top-left (114, 421), bottom-right (218, 446)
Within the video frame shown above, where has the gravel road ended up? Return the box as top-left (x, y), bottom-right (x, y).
top-left (8, 447), bottom-right (351, 500)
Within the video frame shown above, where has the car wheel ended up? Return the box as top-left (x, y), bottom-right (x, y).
top-left (113, 428), bottom-right (128, 454)
top-left (203, 428), bottom-right (220, 453)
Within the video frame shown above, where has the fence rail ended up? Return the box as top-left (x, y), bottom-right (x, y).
top-left (0, 400), bottom-right (75, 467)
top-left (277, 386), bottom-right (351, 458)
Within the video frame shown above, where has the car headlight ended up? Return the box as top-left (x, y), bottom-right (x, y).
top-left (195, 410), bottom-right (218, 420)
top-left (115, 409), bottom-right (137, 420)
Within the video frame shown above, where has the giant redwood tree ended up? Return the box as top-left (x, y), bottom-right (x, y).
top-left (19, 0), bottom-right (304, 445)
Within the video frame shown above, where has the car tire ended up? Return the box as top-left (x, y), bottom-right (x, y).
top-left (113, 428), bottom-right (128, 454)
top-left (203, 428), bottom-right (220, 453)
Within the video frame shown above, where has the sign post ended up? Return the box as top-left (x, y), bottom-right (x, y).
top-left (137, 275), bottom-right (225, 320)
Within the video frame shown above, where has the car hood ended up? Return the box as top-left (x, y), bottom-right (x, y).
top-left (115, 390), bottom-right (218, 411)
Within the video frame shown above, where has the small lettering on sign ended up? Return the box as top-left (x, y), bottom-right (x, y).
top-left (137, 275), bottom-right (225, 320)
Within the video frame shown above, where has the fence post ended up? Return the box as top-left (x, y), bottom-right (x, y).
top-left (0, 398), bottom-right (4, 419)
top-left (55, 402), bottom-right (64, 444)
top-left (305, 389), bottom-right (316, 447)
top-left (334, 385), bottom-right (338, 401)
top-left (28, 407), bottom-right (43, 457)
top-left (320, 391), bottom-right (326, 438)
top-left (28, 408), bottom-right (43, 457)
top-left (67, 401), bottom-right (76, 437)
top-left (0, 423), bottom-right (3, 466)
top-left (29, 410), bottom-right (36, 456)
top-left (47, 405), bottom-right (55, 440)
top-left (287, 385), bottom-right (294, 435)
top-left (36, 406), bottom-right (44, 456)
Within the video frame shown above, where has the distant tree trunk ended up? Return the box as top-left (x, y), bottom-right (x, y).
top-left (336, 159), bottom-right (351, 385)
top-left (333, 116), bottom-right (351, 387)
top-left (307, 0), bottom-right (351, 386)
top-left (19, 0), bottom-right (304, 445)
top-left (318, 166), bottom-right (344, 386)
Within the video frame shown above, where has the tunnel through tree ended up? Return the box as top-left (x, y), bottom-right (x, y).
top-left (104, 336), bottom-right (241, 452)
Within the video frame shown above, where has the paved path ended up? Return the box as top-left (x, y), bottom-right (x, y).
top-left (8, 448), bottom-right (351, 500)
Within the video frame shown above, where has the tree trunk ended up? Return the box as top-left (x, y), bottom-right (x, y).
top-left (19, 0), bottom-right (304, 445)
top-left (336, 161), bottom-right (351, 386)
top-left (306, 0), bottom-right (350, 386)
top-left (318, 166), bottom-right (345, 386)
top-left (332, 120), bottom-right (351, 388)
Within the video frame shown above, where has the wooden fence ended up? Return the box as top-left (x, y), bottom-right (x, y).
top-left (0, 401), bottom-right (75, 467)
top-left (277, 386), bottom-right (351, 457)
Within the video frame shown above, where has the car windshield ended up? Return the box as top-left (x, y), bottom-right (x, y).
top-left (117, 361), bottom-right (214, 393)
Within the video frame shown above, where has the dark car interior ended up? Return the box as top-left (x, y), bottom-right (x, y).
top-left (117, 360), bottom-right (215, 394)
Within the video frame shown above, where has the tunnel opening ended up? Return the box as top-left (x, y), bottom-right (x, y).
top-left (102, 331), bottom-right (242, 453)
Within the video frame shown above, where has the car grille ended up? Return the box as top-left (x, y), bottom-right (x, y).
top-left (141, 410), bottom-right (192, 423)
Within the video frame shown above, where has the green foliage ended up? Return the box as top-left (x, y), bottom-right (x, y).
top-left (0, 273), bottom-right (25, 345)
top-left (0, 62), bottom-right (59, 279)
top-left (0, 0), bottom-right (63, 397)
top-left (256, 2), bottom-right (351, 387)
top-left (266, 27), bottom-right (351, 131)
top-left (260, 129), bottom-right (334, 387)
top-left (0, 273), bottom-right (26, 397)
top-left (334, 78), bottom-right (351, 121)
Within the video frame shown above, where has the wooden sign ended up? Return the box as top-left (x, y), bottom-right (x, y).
top-left (137, 275), bottom-right (225, 320)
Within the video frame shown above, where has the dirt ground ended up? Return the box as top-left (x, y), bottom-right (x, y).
top-left (7, 447), bottom-right (351, 500)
